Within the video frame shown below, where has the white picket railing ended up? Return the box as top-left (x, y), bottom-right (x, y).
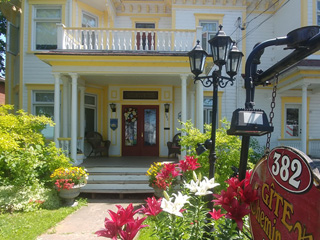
top-left (57, 25), bottom-right (197, 52)
top-left (57, 137), bottom-right (84, 157)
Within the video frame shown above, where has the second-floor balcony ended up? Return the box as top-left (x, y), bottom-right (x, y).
top-left (57, 24), bottom-right (198, 52)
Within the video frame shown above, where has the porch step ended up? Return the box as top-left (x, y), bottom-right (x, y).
top-left (80, 166), bottom-right (155, 197)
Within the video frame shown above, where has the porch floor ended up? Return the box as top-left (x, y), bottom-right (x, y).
top-left (80, 155), bottom-right (179, 168)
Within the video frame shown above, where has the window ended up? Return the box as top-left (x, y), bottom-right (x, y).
top-left (33, 6), bottom-right (61, 50)
top-left (82, 12), bottom-right (98, 49)
top-left (200, 21), bottom-right (218, 54)
top-left (204, 98), bottom-right (213, 125)
top-left (85, 94), bottom-right (97, 134)
top-left (285, 104), bottom-right (301, 138)
top-left (135, 23), bottom-right (155, 50)
top-left (33, 91), bottom-right (55, 138)
top-left (203, 97), bottom-right (218, 128)
top-left (7, 22), bottom-right (19, 55)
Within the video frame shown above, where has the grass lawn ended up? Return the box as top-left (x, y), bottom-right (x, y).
top-left (0, 198), bottom-right (86, 240)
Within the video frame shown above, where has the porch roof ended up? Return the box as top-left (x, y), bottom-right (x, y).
top-left (35, 51), bottom-right (210, 86)
top-left (276, 59), bottom-right (320, 93)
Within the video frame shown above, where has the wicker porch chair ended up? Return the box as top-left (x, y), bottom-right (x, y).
top-left (167, 133), bottom-right (181, 158)
top-left (85, 131), bottom-right (111, 157)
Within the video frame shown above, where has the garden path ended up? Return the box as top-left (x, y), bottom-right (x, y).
top-left (37, 199), bottom-right (144, 240)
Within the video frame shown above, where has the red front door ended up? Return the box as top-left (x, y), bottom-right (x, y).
top-left (122, 105), bottom-right (159, 156)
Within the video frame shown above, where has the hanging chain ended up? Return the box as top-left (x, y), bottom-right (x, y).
top-left (265, 74), bottom-right (278, 154)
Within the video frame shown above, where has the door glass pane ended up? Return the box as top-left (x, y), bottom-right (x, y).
top-left (286, 106), bottom-right (300, 137)
top-left (144, 109), bottom-right (156, 146)
top-left (85, 108), bottom-right (95, 134)
top-left (124, 108), bottom-right (138, 146)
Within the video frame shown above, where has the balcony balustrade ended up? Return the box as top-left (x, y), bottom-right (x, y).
top-left (57, 24), bottom-right (197, 52)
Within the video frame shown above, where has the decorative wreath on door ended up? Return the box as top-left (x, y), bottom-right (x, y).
top-left (124, 107), bottom-right (137, 123)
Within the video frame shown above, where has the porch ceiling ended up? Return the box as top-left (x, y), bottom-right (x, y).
top-left (35, 51), bottom-right (196, 87)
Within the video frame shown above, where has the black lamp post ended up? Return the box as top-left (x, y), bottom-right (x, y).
top-left (188, 25), bottom-right (243, 188)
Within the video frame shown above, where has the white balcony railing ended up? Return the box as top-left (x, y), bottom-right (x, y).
top-left (57, 24), bottom-right (197, 52)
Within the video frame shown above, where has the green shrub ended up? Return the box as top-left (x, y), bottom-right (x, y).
top-left (178, 119), bottom-right (263, 191)
top-left (0, 105), bottom-right (71, 187)
top-left (0, 183), bottom-right (60, 213)
top-left (0, 105), bottom-right (73, 212)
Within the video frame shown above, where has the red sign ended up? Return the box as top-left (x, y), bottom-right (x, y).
top-left (250, 146), bottom-right (320, 240)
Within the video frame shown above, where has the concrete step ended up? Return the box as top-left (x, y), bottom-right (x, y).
top-left (81, 166), bottom-right (153, 197)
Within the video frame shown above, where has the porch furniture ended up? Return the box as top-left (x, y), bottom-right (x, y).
top-left (85, 132), bottom-right (111, 157)
top-left (167, 133), bottom-right (181, 158)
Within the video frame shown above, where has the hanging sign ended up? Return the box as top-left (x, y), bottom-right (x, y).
top-left (250, 146), bottom-right (320, 240)
top-left (110, 118), bottom-right (118, 131)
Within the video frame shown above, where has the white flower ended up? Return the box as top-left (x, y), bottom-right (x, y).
top-left (161, 192), bottom-right (189, 217)
top-left (184, 179), bottom-right (199, 193)
top-left (203, 177), bottom-right (220, 189)
top-left (195, 177), bottom-right (220, 196)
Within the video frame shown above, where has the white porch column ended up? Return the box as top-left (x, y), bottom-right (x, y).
top-left (79, 86), bottom-right (85, 153)
top-left (62, 78), bottom-right (69, 137)
top-left (190, 90), bottom-right (195, 124)
top-left (70, 73), bottom-right (78, 163)
top-left (301, 83), bottom-right (309, 153)
top-left (180, 74), bottom-right (188, 158)
top-left (53, 73), bottom-right (61, 147)
top-left (195, 81), bottom-right (204, 132)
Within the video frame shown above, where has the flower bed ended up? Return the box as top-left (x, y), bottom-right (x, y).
top-left (95, 156), bottom-right (256, 240)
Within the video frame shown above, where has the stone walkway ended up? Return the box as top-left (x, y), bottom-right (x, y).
top-left (37, 199), bottom-right (144, 240)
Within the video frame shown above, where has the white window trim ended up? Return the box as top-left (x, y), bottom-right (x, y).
top-left (200, 20), bottom-right (219, 53)
top-left (32, 5), bottom-right (62, 51)
top-left (82, 11), bottom-right (99, 28)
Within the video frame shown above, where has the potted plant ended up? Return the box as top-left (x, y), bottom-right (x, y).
top-left (50, 166), bottom-right (88, 206)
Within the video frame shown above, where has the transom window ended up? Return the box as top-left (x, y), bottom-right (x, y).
top-left (135, 23), bottom-right (155, 28)
top-left (33, 6), bottom-right (61, 50)
top-left (200, 21), bottom-right (218, 54)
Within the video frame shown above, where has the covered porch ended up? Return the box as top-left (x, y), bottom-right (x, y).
top-left (276, 59), bottom-right (320, 158)
top-left (35, 50), bottom-right (210, 165)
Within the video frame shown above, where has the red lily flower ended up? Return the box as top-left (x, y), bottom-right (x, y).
top-left (160, 163), bottom-right (181, 178)
top-left (119, 217), bottom-right (148, 240)
top-left (239, 183), bottom-right (258, 204)
top-left (213, 187), bottom-right (237, 211)
top-left (226, 176), bottom-right (244, 191)
top-left (179, 156), bottom-right (201, 172)
top-left (140, 196), bottom-right (163, 216)
top-left (107, 204), bottom-right (138, 228)
top-left (209, 209), bottom-right (225, 220)
top-left (225, 198), bottom-right (251, 230)
top-left (95, 220), bottom-right (118, 239)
